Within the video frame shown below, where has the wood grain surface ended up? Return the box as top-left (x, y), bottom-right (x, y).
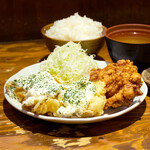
top-left (1, 0), bottom-right (150, 42)
top-left (0, 40), bottom-right (150, 150)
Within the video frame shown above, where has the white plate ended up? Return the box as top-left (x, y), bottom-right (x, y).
top-left (4, 61), bottom-right (148, 124)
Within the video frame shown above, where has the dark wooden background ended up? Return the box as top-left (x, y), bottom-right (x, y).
top-left (0, 0), bottom-right (150, 42)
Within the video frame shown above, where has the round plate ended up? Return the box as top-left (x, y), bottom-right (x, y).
top-left (4, 61), bottom-right (148, 124)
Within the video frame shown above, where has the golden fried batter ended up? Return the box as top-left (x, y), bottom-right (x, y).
top-left (90, 60), bottom-right (143, 109)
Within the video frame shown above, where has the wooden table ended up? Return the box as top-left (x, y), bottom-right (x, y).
top-left (0, 40), bottom-right (149, 150)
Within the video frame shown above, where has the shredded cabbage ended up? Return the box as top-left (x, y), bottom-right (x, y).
top-left (40, 42), bottom-right (98, 84)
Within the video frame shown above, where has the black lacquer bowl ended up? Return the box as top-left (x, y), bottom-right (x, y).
top-left (105, 24), bottom-right (150, 72)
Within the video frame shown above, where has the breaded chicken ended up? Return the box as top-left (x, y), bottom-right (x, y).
top-left (90, 60), bottom-right (143, 109)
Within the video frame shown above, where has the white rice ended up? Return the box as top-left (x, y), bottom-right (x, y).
top-left (45, 13), bottom-right (103, 41)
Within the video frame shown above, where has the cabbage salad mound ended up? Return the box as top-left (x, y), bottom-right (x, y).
top-left (6, 42), bottom-right (106, 118)
top-left (41, 41), bottom-right (97, 84)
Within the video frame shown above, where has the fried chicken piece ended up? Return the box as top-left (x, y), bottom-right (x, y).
top-left (90, 60), bottom-right (143, 109)
top-left (14, 87), bottom-right (26, 102)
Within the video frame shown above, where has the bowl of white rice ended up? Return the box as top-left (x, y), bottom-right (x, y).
top-left (41, 13), bottom-right (107, 54)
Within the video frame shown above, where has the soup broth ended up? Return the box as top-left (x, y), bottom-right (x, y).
top-left (110, 31), bottom-right (150, 44)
